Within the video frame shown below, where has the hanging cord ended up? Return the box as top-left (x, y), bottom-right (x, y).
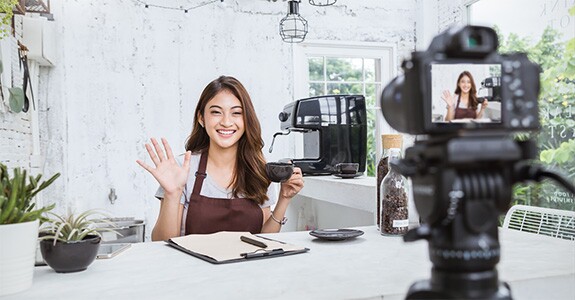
top-left (516, 162), bottom-right (575, 194)
top-left (133, 0), bottom-right (223, 13)
top-left (17, 41), bottom-right (35, 112)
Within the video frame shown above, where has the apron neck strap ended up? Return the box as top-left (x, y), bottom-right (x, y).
top-left (192, 151), bottom-right (208, 196)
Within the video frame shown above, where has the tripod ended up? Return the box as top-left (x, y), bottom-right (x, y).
top-left (396, 135), bottom-right (575, 299)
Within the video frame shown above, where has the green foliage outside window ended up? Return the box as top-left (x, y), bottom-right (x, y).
top-left (497, 7), bottom-right (575, 210)
top-left (0, 0), bottom-right (17, 38)
top-left (308, 56), bottom-right (379, 177)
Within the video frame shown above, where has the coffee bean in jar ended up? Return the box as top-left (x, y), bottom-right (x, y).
top-left (376, 134), bottom-right (402, 230)
top-left (380, 148), bottom-right (408, 235)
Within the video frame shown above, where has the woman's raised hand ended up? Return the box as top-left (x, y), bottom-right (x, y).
top-left (136, 138), bottom-right (191, 195)
top-left (441, 90), bottom-right (454, 107)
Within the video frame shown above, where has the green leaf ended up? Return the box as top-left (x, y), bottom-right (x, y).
top-left (8, 87), bottom-right (24, 113)
top-left (540, 150), bottom-right (553, 163)
top-left (0, 163), bottom-right (58, 224)
top-left (0, 170), bottom-right (21, 222)
top-left (39, 209), bottom-right (117, 242)
top-left (556, 150), bottom-right (569, 163)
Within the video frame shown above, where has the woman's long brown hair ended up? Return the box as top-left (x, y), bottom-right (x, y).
top-left (185, 76), bottom-right (271, 205)
top-left (454, 71), bottom-right (479, 110)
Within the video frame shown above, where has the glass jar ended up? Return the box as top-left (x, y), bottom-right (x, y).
top-left (376, 134), bottom-right (402, 230)
top-left (379, 148), bottom-right (408, 236)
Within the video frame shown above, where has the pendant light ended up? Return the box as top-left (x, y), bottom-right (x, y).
top-left (279, 0), bottom-right (308, 43)
top-left (309, 0), bottom-right (336, 6)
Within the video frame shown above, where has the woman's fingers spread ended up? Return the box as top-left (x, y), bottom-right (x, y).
top-left (151, 138), bottom-right (166, 161)
top-left (145, 143), bottom-right (160, 166)
top-left (136, 159), bottom-right (154, 174)
top-left (162, 138), bottom-right (174, 160)
top-left (182, 151), bottom-right (192, 170)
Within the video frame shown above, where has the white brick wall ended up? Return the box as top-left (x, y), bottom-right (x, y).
top-left (438, 0), bottom-right (465, 31)
top-left (0, 16), bottom-right (32, 171)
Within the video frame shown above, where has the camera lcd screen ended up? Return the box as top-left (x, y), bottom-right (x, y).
top-left (431, 63), bottom-right (502, 124)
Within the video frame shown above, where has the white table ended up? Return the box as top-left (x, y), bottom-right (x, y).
top-left (3, 227), bottom-right (574, 300)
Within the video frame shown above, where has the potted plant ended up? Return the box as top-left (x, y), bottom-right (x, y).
top-left (0, 163), bottom-right (59, 296)
top-left (39, 209), bottom-right (117, 273)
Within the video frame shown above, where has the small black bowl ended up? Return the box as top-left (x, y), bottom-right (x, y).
top-left (334, 163), bottom-right (359, 175)
top-left (40, 235), bottom-right (101, 273)
top-left (266, 162), bottom-right (294, 183)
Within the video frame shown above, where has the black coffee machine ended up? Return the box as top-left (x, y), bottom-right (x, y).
top-left (270, 95), bottom-right (367, 175)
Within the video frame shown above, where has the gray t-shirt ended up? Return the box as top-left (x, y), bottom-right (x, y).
top-left (154, 153), bottom-right (277, 235)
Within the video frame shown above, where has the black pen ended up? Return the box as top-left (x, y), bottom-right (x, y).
top-left (240, 235), bottom-right (268, 248)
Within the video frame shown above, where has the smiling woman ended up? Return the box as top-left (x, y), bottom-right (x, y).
top-left (441, 70), bottom-right (488, 121)
top-left (136, 76), bottom-right (305, 241)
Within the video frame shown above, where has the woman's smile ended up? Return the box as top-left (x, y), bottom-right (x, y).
top-left (216, 129), bottom-right (236, 137)
top-left (459, 76), bottom-right (472, 94)
top-left (200, 90), bottom-right (246, 150)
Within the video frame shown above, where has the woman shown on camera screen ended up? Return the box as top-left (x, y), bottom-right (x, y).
top-left (441, 70), bottom-right (488, 121)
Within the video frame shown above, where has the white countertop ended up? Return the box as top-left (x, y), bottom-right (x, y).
top-left (3, 227), bottom-right (574, 300)
top-left (298, 175), bottom-right (376, 212)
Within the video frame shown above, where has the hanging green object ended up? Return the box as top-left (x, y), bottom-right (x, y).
top-left (9, 87), bottom-right (24, 113)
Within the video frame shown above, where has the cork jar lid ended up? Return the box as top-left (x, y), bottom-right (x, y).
top-left (382, 134), bottom-right (402, 149)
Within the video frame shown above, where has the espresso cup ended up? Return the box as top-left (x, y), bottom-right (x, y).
top-left (334, 163), bottom-right (359, 175)
top-left (265, 162), bottom-right (294, 183)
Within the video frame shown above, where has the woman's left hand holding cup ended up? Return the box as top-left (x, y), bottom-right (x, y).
top-left (279, 167), bottom-right (304, 200)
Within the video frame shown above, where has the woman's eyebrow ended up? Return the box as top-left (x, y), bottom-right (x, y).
top-left (208, 105), bottom-right (243, 109)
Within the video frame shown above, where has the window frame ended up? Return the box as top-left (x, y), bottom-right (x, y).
top-left (293, 41), bottom-right (397, 170)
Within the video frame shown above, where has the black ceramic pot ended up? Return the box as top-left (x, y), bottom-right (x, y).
top-left (40, 235), bottom-right (101, 273)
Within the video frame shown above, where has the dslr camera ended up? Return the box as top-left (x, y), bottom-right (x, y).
top-left (382, 25), bottom-right (540, 134)
top-left (380, 25), bottom-right (545, 299)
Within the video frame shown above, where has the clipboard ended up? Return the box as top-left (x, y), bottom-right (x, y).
top-left (166, 231), bottom-right (309, 264)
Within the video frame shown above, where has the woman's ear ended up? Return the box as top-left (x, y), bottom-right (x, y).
top-left (197, 114), bottom-right (204, 127)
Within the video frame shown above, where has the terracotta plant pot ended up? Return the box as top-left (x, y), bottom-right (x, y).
top-left (40, 235), bottom-right (101, 273)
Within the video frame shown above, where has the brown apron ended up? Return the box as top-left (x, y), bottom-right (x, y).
top-left (453, 96), bottom-right (477, 119)
top-left (185, 151), bottom-right (263, 235)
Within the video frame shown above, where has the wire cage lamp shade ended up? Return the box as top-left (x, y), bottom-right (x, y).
top-left (279, 1), bottom-right (308, 43)
top-left (309, 0), bottom-right (337, 6)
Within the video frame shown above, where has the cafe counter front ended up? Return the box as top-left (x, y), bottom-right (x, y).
top-left (2, 226), bottom-right (574, 300)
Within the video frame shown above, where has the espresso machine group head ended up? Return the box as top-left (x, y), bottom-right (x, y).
top-left (272, 94), bottom-right (367, 175)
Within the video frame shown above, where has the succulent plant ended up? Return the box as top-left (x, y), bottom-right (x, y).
top-left (0, 163), bottom-right (60, 224)
top-left (39, 209), bottom-right (119, 245)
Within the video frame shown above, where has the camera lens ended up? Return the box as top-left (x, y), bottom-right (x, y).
top-left (381, 76), bottom-right (409, 133)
